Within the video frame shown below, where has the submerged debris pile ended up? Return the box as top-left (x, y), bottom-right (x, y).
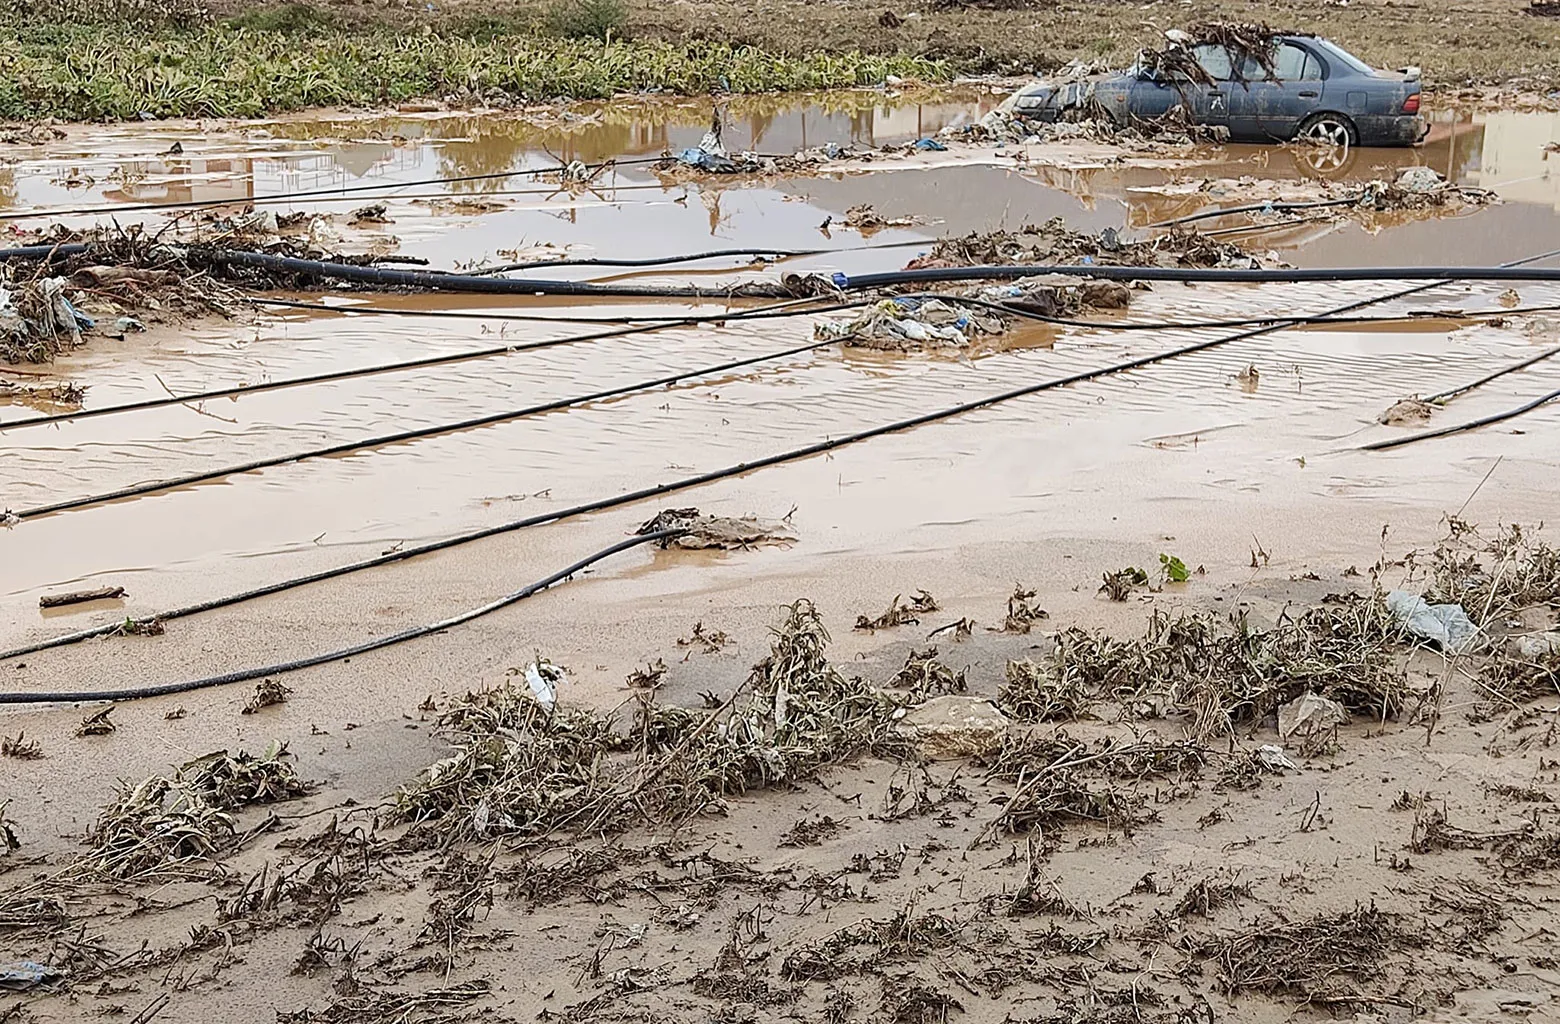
top-left (905, 218), bottom-right (1265, 272)
top-left (815, 297), bottom-right (1006, 350)
top-left (635, 507), bottom-right (798, 549)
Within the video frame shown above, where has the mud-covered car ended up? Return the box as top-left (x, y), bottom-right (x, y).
top-left (1006, 32), bottom-right (1427, 147)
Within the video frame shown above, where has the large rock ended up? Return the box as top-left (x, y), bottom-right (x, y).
top-left (896, 696), bottom-right (1010, 759)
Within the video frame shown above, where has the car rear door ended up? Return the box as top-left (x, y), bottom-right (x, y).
top-left (1128, 44), bottom-right (1231, 131)
top-left (1226, 43), bottom-right (1325, 141)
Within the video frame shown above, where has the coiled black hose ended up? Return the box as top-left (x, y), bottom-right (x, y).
top-left (0, 529), bottom-right (680, 705)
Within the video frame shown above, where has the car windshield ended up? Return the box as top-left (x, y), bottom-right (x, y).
top-left (1311, 38), bottom-right (1374, 75)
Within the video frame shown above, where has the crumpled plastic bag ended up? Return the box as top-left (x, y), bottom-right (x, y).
top-left (1278, 692), bottom-right (1348, 740)
top-left (0, 961), bottom-right (62, 991)
top-left (1386, 589), bottom-right (1477, 653)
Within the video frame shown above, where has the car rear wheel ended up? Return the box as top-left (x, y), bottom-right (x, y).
top-left (1296, 113), bottom-right (1359, 148)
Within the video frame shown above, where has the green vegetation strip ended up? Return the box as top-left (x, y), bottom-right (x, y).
top-left (0, 22), bottom-right (949, 121)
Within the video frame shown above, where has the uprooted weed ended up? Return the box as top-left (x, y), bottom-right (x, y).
top-left (1186, 903), bottom-right (1415, 998)
top-left (1050, 598), bottom-right (1405, 738)
top-left (1172, 875), bottom-right (1252, 919)
top-left (80, 746), bottom-right (311, 880)
top-left (998, 658), bottom-right (1089, 722)
top-left (856, 590), bottom-right (938, 631)
top-left (395, 600), bottom-right (915, 843)
top-left (888, 647), bottom-right (968, 697)
top-left (1430, 523), bottom-right (1560, 621)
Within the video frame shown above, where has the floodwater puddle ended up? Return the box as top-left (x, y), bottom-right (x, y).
top-left (3, 90), bottom-right (1559, 642)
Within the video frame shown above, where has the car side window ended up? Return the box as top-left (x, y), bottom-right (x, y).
top-left (1191, 44), bottom-right (1235, 81)
top-left (1242, 44), bottom-right (1322, 82)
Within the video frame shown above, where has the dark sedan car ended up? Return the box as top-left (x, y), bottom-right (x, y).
top-left (1006, 34), bottom-right (1427, 147)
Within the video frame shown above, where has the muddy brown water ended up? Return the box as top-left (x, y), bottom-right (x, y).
top-left (2, 89), bottom-right (1560, 834)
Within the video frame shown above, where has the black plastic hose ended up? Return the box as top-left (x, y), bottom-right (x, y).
top-left (1363, 387), bottom-right (1560, 451)
top-left (9, 333), bottom-right (841, 520)
top-left (1144, 197), bottom-right (1361, 229)
top-left (839, 264), bottom-right (1560, 290)
top-left (1, 297), bottom-right (859, 432)
top-left (1423, 344), bottom-right (1560, 404)
top-left (0, 529), bottom-right (680, 705)
top-left (0, 277), bottom-right (1446, 662)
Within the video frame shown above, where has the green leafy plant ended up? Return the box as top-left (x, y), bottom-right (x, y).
top-left (1159, 554), bottom-right (1190, 584)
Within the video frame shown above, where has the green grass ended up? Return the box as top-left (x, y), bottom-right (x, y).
top-left (0, 20), bottom-right (949, 121)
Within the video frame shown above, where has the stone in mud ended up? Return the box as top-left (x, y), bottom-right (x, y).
top-left (896, 696), bottom-right (1009, 758)
top-left (1378, 397), bottom-right (1434, 426)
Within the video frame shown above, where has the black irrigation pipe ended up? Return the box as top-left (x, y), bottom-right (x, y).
top-left (1362, 387), bottom-right (1560, 451)
top-left (474, 239), bottom-right (932, 275)
top-left (0, 296), bottom-right (861, 432)
top-left (246, 295), bottom-right (848, 325)
top-left (7, 245), bottom-right (1557, 663)
top-left (0, 530), bottom-right (681, 705)
top-left (838, 264), bottom-right (1560, 290)
top-left (0, 157), bottom-right (672, 222)
top-left (0, 275), bottom-right (1462, 663)
top-left (1423, 344), bottom-right (1560, 404)
top-left (8, 332), bottom-right (845, 520)
top-left (920, 294), bottom-right (1560, 334)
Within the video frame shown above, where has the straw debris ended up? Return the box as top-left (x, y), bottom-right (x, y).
top-left (905, 218), bottom-right (1262, 272)
top-left (997, 659), bottom-right (1089, 722)
top-left (242, 679), bottom-right (292, 714)
top-left (1187, 903), bottom-right (1414, 998)
top-left (856, 590), bottom-right (939, 631)
top-left (994, 585), bottom-right (1047, 633)
top-left (1, 734), bottom-right (43, 760)
top-left (76, 706), bottom-right (115, 736)
top-left (889, 647), bottom-right (968, 696)
top-left (637, 507), bottom-right (797, 549)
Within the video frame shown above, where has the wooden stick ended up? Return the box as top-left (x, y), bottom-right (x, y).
top-left (39, 586), bottom-right (125, 608)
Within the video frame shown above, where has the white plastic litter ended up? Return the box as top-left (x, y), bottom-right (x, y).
top-left (1257, 744), bottom-right (1298, 772)
top-left (1278, 692), bottom-right (1348, 740)
top-left (1386, 589), bottom-right (1477, 653)
top-left (525, 660), bottom-right (564, 709)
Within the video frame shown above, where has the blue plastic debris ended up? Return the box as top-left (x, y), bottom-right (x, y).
top-left (831, 272), bottom-right (849, 290)
top-left (676, 148), bottom-right (736, 173)
top-left (0, 961), bottom-right (61, 991)
top-left (913, 137), bottom-right (948, 151)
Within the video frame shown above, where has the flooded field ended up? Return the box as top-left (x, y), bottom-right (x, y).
top-left (4, 88), bottom-right (1560, 1024)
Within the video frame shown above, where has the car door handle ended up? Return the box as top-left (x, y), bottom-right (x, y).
top-left (1298, 90), bottom-right (1319, 98)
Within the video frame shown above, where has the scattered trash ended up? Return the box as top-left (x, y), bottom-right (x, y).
top-left (816, 297), bottom-right (1004, 350)
top-left (1386, 589), bottom-right (1477, 653)
top-left (907, 219), bottom-right (1265, 272)
top-left (635, 508), bottom-right (798, 549)
top-left (840, 203), bottom-right (917, 234)
top-left (110, 315), bottom-right (146, 337)
top-left (1277, 692), bottom-right (1349, 741)
top-left (895, 696), bottom-right (1008, 759)
top-left (1514, 632), bottom-right (1560, 659)
top-left (912, 137), bottom-right (947, 151)
top-left (39, 585), bottom-right (126, 609)
top-left (1, 276), bottom-right (95, 363)
top-left (524, 659), bottom-right (565, 708)
top-left (1378, 397), bottom-right (1435, 425)
top-left (1256, 744), bottom-right (1297, 772)
top-left (1395, 166), bottom-right (1444, 194)
top-left (0, 961), bottom-right (62, 992)
top-left (1498, 288), bottom-right (1522, 308)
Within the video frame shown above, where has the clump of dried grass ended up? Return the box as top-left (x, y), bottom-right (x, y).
top-left (888, 647), bottom-right (967, 697)
top-left (1173, 875), bottom-right (1252, 919)
top-left (1187, 904), bottom-right (1413, 998)
top-left (997, 658), bottom-right (1089, 722)
top-left (1, 733), bottom-right (43, 760)
top-left (179, 743), bottom-right (312, 810)
top-left (1430, 523), bottom-right (1560, 621)
top-left (994, 584), bottom-right (1047, 634)
top-left (856, 590), bottom-right (938, 631)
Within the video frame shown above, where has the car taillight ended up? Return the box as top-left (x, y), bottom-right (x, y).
top-left (1402, 93), bottom-right (1421, 115)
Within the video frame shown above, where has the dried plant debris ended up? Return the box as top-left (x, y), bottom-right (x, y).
top-left (276, 980), bottom-right (490, 1024)
top-left (84, 776), bottom-right (238, 881)
top-left (1099, 566), bottom-right (1149, 602)
top-left (677, 621), bottom-right (731, 653)
top-left (994, 585), bottom-right (1047, 633)
top-left (1430, 523), bottom-right (1560, 621)
top-left (0, 734), bottom-right (43, 760)
top-left (779, 815), bottom-right (848, 848)
top-left (1173, 875), bottom-right (1252, 919)
top-left (637, 507), bottom-right (797, 549)
top-left (396, 600), bottom-right (914, 843)
top-left (856, 590), bottom-right (938, 631)
top-left (76, 706), bottom-right (115, 736)
top-left (879, 981), bottom-right (962, 1024)
top-left (1496, 830), bottom-right (1560, 878)
top-left (242, 679), bottom-right (292, 714)
top-left (889, 647), bottom-right (968, 696)
top-left (178, 744), bottom-right (312, 810)
top-left (1187, 903), bottom-right (1415, 999)
top-left (905, 218), bottom-right (1262, 272)
top-left (0, 801), bottom-right (19, 855)
top-left (998, 659), bottom-right (1089, 722)
top-left (626, 659), bottom-right (668, 689)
